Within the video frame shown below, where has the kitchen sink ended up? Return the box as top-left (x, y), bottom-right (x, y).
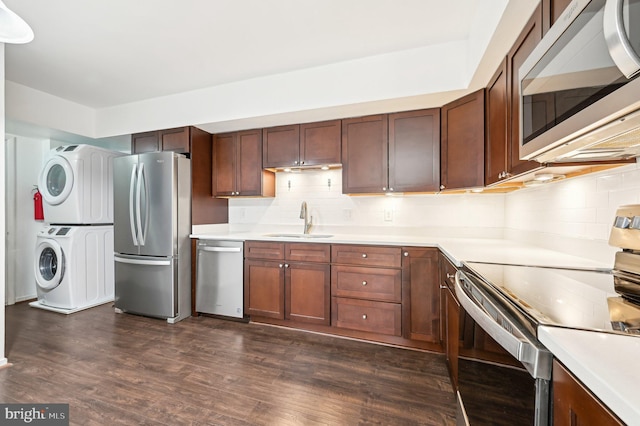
top-left (263, 233), bottom-right (333, 239)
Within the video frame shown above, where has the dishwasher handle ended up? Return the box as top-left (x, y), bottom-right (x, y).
top-left (199, 246), bottom-right (242, 253)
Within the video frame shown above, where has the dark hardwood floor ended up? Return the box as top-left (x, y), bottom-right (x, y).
top-left (1, 302), bottom-right (456, 425)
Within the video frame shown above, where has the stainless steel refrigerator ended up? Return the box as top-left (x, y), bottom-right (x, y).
top-left (113, 151), bottom-right (191, 323)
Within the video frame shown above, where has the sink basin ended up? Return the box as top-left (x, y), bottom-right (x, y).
top-left (263, 233), bottom-right (333, 239)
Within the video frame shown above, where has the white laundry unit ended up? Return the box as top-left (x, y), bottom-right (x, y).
top-left (30, 225), bottom-right (115, 314)
top-left (39, 145), bottom-right (124, 225)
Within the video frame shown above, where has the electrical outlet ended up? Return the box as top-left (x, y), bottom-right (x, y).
top-left (343, 209), bottom-right (352, 221)
top-left (384, 209), bottom-right (393, 222)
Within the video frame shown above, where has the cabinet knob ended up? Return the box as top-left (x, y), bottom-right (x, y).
top-left (301, 161), bottom-right (305, 165)
top-left (362, 253), bottom-right (367, 258)
top-left (389, 188), bottom-right (394, 192)
top-left (294, 161), bottom-right (298, 165)
top-left (403, 252), bottom-right (409, 257)
top-left (362, 281), bottom-right (367, 286)
top-left (362, 314), bottom-right (367, 320)
top-left (440, 185), bottom-right (445, 190)
top-left (284, 263), bottom-right (289, 268)
top-left (279, 263), bottom-right (284, 268)
top-left (382, 187), bottom-right (387, 191)
top-left (446, 273), bottom-right (455, 279)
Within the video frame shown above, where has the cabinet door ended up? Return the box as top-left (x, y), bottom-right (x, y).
top-left (191, 127), bottom-right (228, 225)
top-left (402, 248), bottom-right (439, 343)
top-left (507, 4), bottom-right (543, 177)
top-left (553, 360), bottom-right (623, 426)
top-left (132, 131), bottom-right (160, 153)
top-left (160, 127), bottom-right (190, 153)
top-left (485, 58), bottom-right (509, 186)
top-left (342, 115), bottom-right (388, 194)
top-left (543, 0), bottom-right (572, 34)
top-left (440, 89), bottom-right (485, 190)
top-left (299, 120), bottom-right (341, 166)
top-left (445, 285), bottom-right (460, 390)
top-left (236, 129), bottom-right (266, 196)
top-left (389, 109), bottom-right (440, 192)
top-left (244, 259), bottom-right (285, 319)
top-left (262, 125), bottom-right (300, 168)
top-left (285, 262), bottom-right (330, 325)
top-left (212, 132), bottom-right (237, 196)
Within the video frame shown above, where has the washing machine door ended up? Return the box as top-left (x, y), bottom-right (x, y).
top-left (39, 155), bottom-right (74, 206)
top-left (34, 239), bottom-right (65, 291)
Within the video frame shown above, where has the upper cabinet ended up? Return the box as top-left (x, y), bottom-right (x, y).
top-left (441, 90), bottom-right (485, 191)
top-left (212, 129), bottom-right (275, 197)
top-left (262, 120), bottom-right (341, 168)
top-left (342, 110), bottom-right (440, 194)
top-left (542, 0), bottom-right (572, 35)
top-left (132, 126), bottom-right (191, 154)
top-left (485, 4), bottom-right (543, 186)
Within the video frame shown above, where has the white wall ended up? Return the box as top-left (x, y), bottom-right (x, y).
top-left (504, 163), bottom-right (640, 264)
top-left (229, 169), bottom-right (506, 239)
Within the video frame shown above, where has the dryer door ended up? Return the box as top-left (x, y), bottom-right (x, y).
top-left (39, 156), bottom-right (74, 206)
top-left (34, 239), bottom-right (65, 291)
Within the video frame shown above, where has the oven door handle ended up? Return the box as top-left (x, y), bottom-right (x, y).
top-left (454, 270), bottom-right (551, 380)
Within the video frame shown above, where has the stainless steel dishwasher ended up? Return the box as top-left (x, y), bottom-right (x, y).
top-left (195, 240), bottom-right (244, 319)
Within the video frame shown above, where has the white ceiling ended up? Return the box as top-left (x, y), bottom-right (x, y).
top-left (3, 0), bottom-right (538, 138)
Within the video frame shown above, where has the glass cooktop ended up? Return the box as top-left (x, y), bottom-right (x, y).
top-left (462, 262), bottom-right (640, 336)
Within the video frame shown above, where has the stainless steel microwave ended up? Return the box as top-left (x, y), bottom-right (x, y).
top-left (519, 0), bottom-right (640, 163)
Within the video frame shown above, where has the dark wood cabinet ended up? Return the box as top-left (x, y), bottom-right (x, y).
top-left (389, 110), bottom-right (440, 192)
top-left (331, 244), bottom-right (403, 336)
top-left (244, 241), bottom-right (330, 325)
top-left (441, 89), bottom-right (485, 190)
top-left (342, 115), bottom-right (388, 194)
top-left (506, 4), bottom-right (543, 178)
top-left (485, 58), bottom-right (509, 186)
top-left (342, 111), bottom-right (440, 194)
top-left (402, 248), bottom-right (439, 343)
top-left (212, 130), bottom-right (275, 197)
top-left (132, 131), bottom-right (161, 153)
top-left (553, 360), bottom-right (623, 426)
top-left (262, 120), bottom-right (341, 168)
top-left (440, 253), bottom-right (460, 390)
top-left (132, 126), bottom-right (191, 154)
top-left (543, 0), bottom-right (573, 35)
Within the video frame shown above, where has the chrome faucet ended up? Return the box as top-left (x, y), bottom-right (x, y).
top-left (300, 201), bottom-right (312, 234)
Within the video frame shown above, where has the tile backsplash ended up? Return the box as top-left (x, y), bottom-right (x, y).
top-left (227, 162), bottom-right (640, 262)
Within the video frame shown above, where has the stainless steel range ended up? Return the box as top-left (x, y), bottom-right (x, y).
top-left (454, 204), bottom-right (640, 425)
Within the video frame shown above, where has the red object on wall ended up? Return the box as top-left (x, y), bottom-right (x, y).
top-left (33, 187), bottom-right (44, 221)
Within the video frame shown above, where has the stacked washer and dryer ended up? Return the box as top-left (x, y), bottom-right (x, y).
top-left (30, 145), bottom-right (124, 314)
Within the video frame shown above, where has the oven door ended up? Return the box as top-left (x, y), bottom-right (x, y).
top-left (455, 270), bottom-right (552, 426)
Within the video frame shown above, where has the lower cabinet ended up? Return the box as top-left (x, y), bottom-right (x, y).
top-left (553, 360), bottom-right (623, 426)
top-left (244, 241), bottom-right (330, 325)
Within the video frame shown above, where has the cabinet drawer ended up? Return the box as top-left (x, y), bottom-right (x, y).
top-left (331, 265), bottom-right (401, 302)
top-left (331, 244), bottom-right (402, 268)
top-left (245, 241), bottom-right (284, 260)
top-left (332, 297), bottom-right (401, 336)
top-left (285, 243), bottom-right (330, 263)
top-left (440, 254), bottom-right (457, 290)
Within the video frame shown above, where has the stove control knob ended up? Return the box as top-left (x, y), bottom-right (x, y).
top-left (614, 216), bottom-right (632, 229)
top-left (630, 216), bottom-right (640, 229)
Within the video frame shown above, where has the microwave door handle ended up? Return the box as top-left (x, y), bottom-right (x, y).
top-left (135, 162), bottom-right (145, 246)
top-left (604, 0), bottom-right (640, 78)
top-left (129, 164), bottom-right (139, 246)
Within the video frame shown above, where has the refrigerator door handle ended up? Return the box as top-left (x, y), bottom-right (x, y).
top-left (136, 162), bottom-right (145, 245)
top-left (129, 164), bottom-right (139, 246)
top-left (141, 162), bottom-right (150, 246)
top-left (114, 256), bottom-right (171, 266)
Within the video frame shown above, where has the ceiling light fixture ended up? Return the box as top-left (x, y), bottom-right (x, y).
top-left (0, 1), bottom-right (33, 44)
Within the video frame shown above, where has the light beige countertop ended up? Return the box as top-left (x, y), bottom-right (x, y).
top-left (191, 228), bottom-right (639, 422)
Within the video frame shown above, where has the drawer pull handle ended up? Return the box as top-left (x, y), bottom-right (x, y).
top-left (362, 281), bottom-right (367, 286)
top-left (446, 273), bottom-right (455, 279)
top-left (362, 253), bottom-right (367, 258)
top-left (362, 314), bottom-right (367, 320)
